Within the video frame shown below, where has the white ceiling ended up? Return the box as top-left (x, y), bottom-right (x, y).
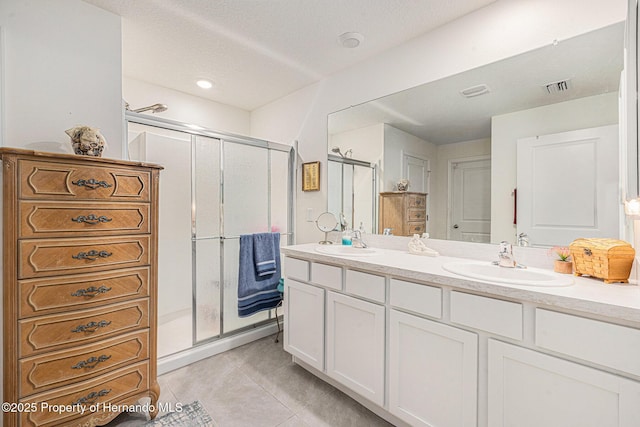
top-left (329, 22), bottom-right (624, 144)
top-left (83, 0), bottom-right (496, 111)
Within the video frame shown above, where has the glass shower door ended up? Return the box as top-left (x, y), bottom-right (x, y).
top-left (128, 124), bottom-right (194, 358)
top-left (222, 141), bottom-right (270, 333)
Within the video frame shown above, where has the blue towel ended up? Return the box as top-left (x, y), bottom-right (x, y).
top-left (237, 233), bottom-right (282, 318)
top-left (253, 233), bottom-right (277, 276)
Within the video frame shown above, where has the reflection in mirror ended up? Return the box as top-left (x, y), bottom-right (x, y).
top-left (315, 211), bottom-right (338, 244)
top-left (328, 23), bottom-right (627, 247)
top-left (327, 154), bottom-right (377, 234)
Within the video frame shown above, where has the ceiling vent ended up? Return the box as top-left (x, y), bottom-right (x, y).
top-left (460, 84), bottom-right (490, 98)
top-left (544, 79), bottom-right (571, 94)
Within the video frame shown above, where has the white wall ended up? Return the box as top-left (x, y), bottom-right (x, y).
top-left (0, 0), bottom-right (123, 157)
top-left (383, 124), bottom-right (437, 193)
top-left (329, 123), bottom-right (384, 164)
top-left (251, 0), bottom-right (626, 244)
top-left (124, 77), bottom-right (251, 136)
top-left (491, 91), bottom-right (619, 243)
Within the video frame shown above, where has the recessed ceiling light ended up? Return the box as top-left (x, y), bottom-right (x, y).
top-left (460, 84), bottom-right (490, 98)
top-left (338, 32), bottom-right (364, 49)
top-left (196, 79), bottom-right (213, 89)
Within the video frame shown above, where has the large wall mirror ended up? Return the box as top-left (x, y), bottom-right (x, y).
top-left (328, 22), bottom-right (635, 247)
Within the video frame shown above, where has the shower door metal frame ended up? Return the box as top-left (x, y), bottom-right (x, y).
top-left (125, 112), bottom-right (295, 353)
top-left (327, 153), bottom-right (378, 233)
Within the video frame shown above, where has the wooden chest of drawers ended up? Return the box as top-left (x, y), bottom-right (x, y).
top-left (378, 192), bottom-right (427, 236)
top-left (1, 148), bottom-right (162, 426)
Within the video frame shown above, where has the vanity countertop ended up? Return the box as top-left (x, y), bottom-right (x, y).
top-left (281, 243), bottom-right (640, 325)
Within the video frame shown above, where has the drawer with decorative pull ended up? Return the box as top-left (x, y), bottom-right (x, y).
top-left (407, 194), bottom-right (426, 208)
top-left (19, 298), bottom-right (149, 357)
top-left (19, 235), bottom-right (150, 279)
top-left (19, 201), bottom-right (150, 237)
top-left (19, 361), bottom-right (149, 427)
top-left (19, 160), bottom-right (151, 201)
top-left (407, 222), bottom-right (425, 234)
top-left (19, 267), bottom-right (150, 318)
top-left (407, 208), bottom-right (426, 221)
top-left (19, 330), bottom-right (149, 396)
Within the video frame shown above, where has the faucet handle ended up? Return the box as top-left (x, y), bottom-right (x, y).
top-left (499, 241), bottom-right (512, 253)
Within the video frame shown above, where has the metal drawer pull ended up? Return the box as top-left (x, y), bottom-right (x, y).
top-left (72, 389), bottom-right (111, 405)
top-left (72, 178), bottom-right (112, 189)
top-left (71, 214), bottom-right (113, 224)
top-left (72, 250), bottom-right (112, 261)
top-left (71, 285), bottom-right (112, 298)
top-left (71, 320), bottom-right (112, 333)
top-left (71, 354), bottom-right (112, 370)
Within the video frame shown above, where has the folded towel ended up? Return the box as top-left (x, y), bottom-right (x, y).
top-left (253, 233), bottom-right (277, 276)
top-left (238, 233), bottom-right (282, 318)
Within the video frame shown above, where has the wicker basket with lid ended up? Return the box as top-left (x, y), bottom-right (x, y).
top-left (569, 238), bottom-right (635, 284)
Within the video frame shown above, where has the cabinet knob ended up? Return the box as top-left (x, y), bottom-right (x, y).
top-left (71, 214), bottom-right (113, 225)
top-left (71, 389), bottom-right (111, 405)
top-left (453, 224), bottom-right (459, 229)
top-left (72, 178), bottom-right (112, 189)
top-left (71, 285), bottom-right (112, 298)
top-left (72, 250), bottom-right (112, 261)
top-left (71, 320), bottom-right (112, 333)
top-left (71, 354), bottom-right (112, 370)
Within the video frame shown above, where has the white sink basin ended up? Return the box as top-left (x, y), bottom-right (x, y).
top-left (442, 261), bottom-right (573, 287)
top-left (315, 245), bottom-right (379, 257)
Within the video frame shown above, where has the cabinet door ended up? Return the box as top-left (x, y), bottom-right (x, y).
top-left (326, 292), bottom-right (385, 406)
top-left (389, 310), bottom-right (478, 427)
top-left (284, 280), bottom-right (324, 371)
top-left (488, 339), bottom-right (640, 427)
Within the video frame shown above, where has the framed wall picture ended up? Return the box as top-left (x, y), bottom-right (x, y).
top-left (302, 161), bottom-right (320, 191)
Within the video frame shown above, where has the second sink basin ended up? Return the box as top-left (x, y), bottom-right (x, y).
top-left (442, 261), bottom-right (573, 287)
top-left (315, 245), bottom-right (379, 257)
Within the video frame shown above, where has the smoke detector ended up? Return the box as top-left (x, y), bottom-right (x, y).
top-left (460, 84), bottom-right (491, 98)
top-left (338, 32), bottom-right (364, 48)
top-left (544, 79), bottom-right (571, 94)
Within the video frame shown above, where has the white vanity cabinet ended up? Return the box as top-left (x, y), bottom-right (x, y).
top-left (389, 309), bottom-right (478, 427)
top-left (488, 339), bottom-right (640, 427)
top-left (282, 247), bottom-right (640, 427)
top-left (284, 279), bottom-right (325, 370)
top-left (326, 291), bottom-right (386, 406)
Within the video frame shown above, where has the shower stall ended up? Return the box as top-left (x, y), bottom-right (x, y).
top-left (327, 154), bottom-right (377, 233)
top-left (125, 112), bottom-right (294, 372)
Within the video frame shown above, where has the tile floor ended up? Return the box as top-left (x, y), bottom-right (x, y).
top-left (107, 334), bottom-right (393, 426)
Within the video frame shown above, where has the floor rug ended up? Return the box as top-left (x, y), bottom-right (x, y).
top-left (143, 401), bottom-right (214, 426)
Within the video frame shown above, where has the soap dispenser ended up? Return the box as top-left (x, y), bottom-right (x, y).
top-left (342, 229), bottom-right (353, 246)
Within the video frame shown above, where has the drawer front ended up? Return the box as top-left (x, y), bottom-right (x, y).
top-left (407, 208), bottom-right (426, 221)
top-left (19, 201), bottom-right (150, 237)
top-left (20, 330), bottom-right (149, 396)
top-left (311, 262), bottom-right (342, 290)
top-left (19, 267), bottom-right (149, 318)
top-left (20, 361), bottom-right (149, 427)
top-left (19, 160), bottom-right (151, 201)
top-left (407, 222), bottom-right (426, 235)
top-left (390, 278), bottom-right (442, 318)
top-left (20, 299), bottom-right (149, 357)
top-left (450, 291), bottom-right (523, 340)
top-left (284, 257), bottom-right (309, 281)
top-left (19, 235), bottom-right (150, 279)
top-left (407, 194), bottom-right (426, 208)
top-left (345, 269), bottom-right (385, 303)
top-left (536, 309), bottom-right (640, 376)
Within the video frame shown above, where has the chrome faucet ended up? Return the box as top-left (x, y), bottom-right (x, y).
top-left (517, 232), bottom-right (530, 247)
top-left (352, 230), bottom-right (368, 248)
top-left (496, 241), bottom-right (517, 268)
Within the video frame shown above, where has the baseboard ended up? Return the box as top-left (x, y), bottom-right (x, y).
top-left (157, 323), bottom-right (279, 375)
